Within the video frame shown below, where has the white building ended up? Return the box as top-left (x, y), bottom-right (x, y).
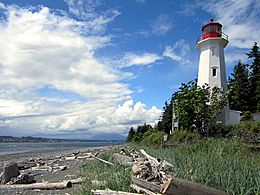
top-left (196, 19), bottom-right (240, 126)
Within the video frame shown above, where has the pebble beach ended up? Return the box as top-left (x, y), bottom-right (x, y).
top-left (0, 146), bottom-right (110, 195)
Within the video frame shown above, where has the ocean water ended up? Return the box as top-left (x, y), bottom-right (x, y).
top-left (0, 141), bottom-right (123, 156)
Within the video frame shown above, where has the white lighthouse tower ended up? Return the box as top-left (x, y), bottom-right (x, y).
top-left (196, 19), bottom-right (230, 125)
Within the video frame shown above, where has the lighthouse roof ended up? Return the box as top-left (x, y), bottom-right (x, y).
top-left (201, 19), bottom-right (222, 31)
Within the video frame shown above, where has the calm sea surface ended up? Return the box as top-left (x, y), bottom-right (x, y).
top-left (0, 141), bottom-right (123, 156)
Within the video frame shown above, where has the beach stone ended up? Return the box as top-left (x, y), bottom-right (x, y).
top-left (2, 162), bottom-right (20, 184)
top-left (9, 173), bottom-right (36, 184)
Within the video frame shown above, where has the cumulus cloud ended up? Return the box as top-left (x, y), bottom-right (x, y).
top-left (118, 53), bottom-right (162, 68)
top-left (0, 4), bottom-right (161, 138)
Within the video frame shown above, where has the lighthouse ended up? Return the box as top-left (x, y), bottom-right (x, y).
top-left (196, 19), bottom-right (228, 92)
top-left (196, 19), bottom-right (233, 126)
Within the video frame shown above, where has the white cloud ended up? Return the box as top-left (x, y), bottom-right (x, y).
top-left (151, 14), bottom-right (173, 35)
top-left (118, 52), bottom-right (162, 68)
top-left (0, 4), bottom-right (161, 138)
top-left (163, 39), bottom-right (192, 66)
top-left (225, 52), bottom-right (247, 66)
top-left (163, 46), bottom-right (182, 61)
top-left (64, 0), bottom-right (121, 34)
top-left (137, 14), bottom-right (173, 37)
top-left (184, 0), bottom-right (260, 49)
top-left (202, 0), bottom-right (260, 49)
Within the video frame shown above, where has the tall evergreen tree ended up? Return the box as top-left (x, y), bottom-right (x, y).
top-left (159, 101), bottom-right (172, 134)
top-left (228, 60), bottom-right (251, 111)
top-left (126, 127), bottom-right (135, 142)
top-left (247, 42), bottom-right (260, 111)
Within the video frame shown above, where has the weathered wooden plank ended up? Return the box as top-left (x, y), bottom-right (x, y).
top-left (161, 178), bottom-right (227, 195)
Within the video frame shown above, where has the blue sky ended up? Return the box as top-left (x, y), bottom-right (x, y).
top-left (0, 0), bottom-right (259, 139)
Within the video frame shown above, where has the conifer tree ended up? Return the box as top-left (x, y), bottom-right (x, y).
top-left (228, 60), bottom-right (251, 111)
top-left (247, 42), bottom-right (260, 111)
top-left (126, 127), bottom-right (135, 142)
top-left (159, 101), bottom-right (172, 134)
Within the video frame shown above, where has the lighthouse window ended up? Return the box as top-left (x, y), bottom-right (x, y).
top-left (212, 68), bottom-right (217, 77)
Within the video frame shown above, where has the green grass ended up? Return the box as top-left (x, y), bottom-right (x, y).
top-left (80, 139), bottom-right (260, 195)
top-left (80, 148), bottom-right (132, 195)
top-left (131, 139), bottom-right (260, 195)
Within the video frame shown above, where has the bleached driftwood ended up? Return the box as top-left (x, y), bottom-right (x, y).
top-left (58, 165), bottom-right (67, 171)
top-left (77, 155), bottom-right (92, 160)
top-left (65, 156), bottom-right (76, 160)
top-left (31, 166), bottom-right (52, 172)
top-left (0, 181), bottom-right (72, 190)
top-left (140, 149), bottom-right (160, 166)
top-left (138, 149), bottom-right (173, 183)
top-left (69, 177), bottom-right (86, 184)
top-left (131, 184), bottom-right (161, 195)
top-left (91, 155), bottom-right (114, 166)
top-left (91, 189), bottom-right (141, 195)
top-left (160, 177), bottom-right (226, 195)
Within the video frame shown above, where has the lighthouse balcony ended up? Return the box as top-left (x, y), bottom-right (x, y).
top-left (196, 32), bottom-right (228, 43)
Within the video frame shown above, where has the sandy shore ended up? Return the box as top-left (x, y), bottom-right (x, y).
top-left (0, 146), bottom-right (111, 195)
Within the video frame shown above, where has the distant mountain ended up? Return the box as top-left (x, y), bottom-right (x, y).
top-left (90, 133), bottom-right (126, 141)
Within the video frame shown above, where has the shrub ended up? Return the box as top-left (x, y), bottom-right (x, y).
top-left (141, 130), bottom-right (165, 145)
top-left (241, 111), bottom-right (253, 121)
top-left (168, 130), bottom-right (200, 144)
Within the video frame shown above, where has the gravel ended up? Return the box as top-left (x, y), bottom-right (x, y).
top-left (0, 146), bottom-right (109, 195)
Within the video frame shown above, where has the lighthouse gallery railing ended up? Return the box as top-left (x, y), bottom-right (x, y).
top-left (196, 32), bottom-right (228, 43)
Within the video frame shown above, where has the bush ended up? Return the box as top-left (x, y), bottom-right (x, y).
top-left (224, 120), bottom-right (260, 143)
top-left (141, 130), bottom-right (165, 145)
top-left (241, 111), bottom-right (253, 121)
top-left (168, 130), bottom-right (200, 144)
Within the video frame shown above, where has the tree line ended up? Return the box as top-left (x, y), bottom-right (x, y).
top-left (127, 42), bottom-right (260, 142)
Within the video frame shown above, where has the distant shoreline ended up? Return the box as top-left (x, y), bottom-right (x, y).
top-left (0, 135), bottom-right (125, 143)
top-left (0, 141), bottom-right (122, 157)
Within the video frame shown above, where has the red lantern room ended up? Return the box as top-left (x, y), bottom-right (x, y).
top-left (202, 18), bottom-right (222, 40)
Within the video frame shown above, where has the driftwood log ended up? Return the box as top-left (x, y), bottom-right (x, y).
top-left (132, 177), bottom-right (226, 195)
top-left (131, 177), bottom-right (161, 193)
top-left (91, 155), bottom-right (114, 166)
top-left (69, 177), bottom-right (86, 184)
top-left (0, 181), bottom-right (72, 190)
top-left (139, 149), bottom-right (173, 183)
top-left (161, 177), bottom-right (227, 195)
top-left (91, 189), bottom-right (141, 195)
